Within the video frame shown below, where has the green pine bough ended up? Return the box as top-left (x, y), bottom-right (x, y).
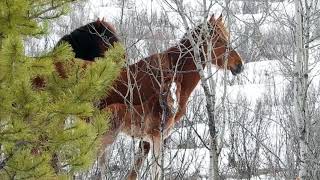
top-left (0, 0), bottom-right (124, 179)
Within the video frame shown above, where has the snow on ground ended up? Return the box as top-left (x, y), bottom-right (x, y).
top-left (166, 58), bottom-right (319, 178)
top-left (217, 60), bottom-right (289, 104)
top-left (166, 148), bottom-right (210, 178)
top-left (188, 60), bottom-right (289, 106)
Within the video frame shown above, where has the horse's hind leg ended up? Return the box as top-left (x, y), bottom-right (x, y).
top-left (127, 140), bottom-right (150, 180)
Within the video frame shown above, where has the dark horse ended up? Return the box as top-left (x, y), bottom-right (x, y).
top-left (57, 18), bottom-right (119, 61)
top-left (96, 14), bottom-right (244, 180)
top-left (32, 19), bottom-right (119, 89)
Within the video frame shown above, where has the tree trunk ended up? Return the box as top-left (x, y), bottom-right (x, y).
top-left (294, 0), bottom-right (309, 179)
top-left (178, 10), bottom-right (220, 179)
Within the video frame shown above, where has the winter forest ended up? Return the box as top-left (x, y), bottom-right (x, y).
top-left (1, 0), bottom-right (320, 179)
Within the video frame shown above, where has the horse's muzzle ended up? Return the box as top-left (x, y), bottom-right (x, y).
top-left (231, 63), bottom-right (244, 75)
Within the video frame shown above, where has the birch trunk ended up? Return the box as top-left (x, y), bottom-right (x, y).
top-left (178, 13), bottom-right (220, 180)
top-left (206, 41), bottom-right (219, 180)
top-left (294, 0), bottom-right (309, 179)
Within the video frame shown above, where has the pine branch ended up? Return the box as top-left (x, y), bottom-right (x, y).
top-left (29, 0), bottom-right (77, 19)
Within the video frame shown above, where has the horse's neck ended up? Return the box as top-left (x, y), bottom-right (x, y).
top-left (168, 40), bottom-right (205, 97)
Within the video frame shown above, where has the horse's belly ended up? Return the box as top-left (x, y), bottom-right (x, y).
top-left (121, 124), bottom-right (147, 139)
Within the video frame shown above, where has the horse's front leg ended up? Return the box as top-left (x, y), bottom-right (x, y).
top-left (150, 135), bottom-right (162, 180)
top-left (174, 91), bottom-right (188, 123)
top-left (127, 140), bottom-right (151, 180)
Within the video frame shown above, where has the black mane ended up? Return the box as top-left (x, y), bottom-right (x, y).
top-left (180, 23), bottom-right (215, 44)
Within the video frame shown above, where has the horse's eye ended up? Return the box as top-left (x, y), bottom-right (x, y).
top-left (220, 38), bottom-right (228, 45)
top-left (216, 38), bottom-right (224, 45)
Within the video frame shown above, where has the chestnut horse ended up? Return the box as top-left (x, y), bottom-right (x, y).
top-left (97, 14), bottom-right (243, 179)
top-left (32, 19), bottom-right (119, 89)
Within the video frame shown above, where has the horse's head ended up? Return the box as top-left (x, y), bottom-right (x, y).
top-left (90, 18), bottom-right (119, 51)
top-left (206, 14), bottom-right (243, 75)
top-left (80, 18), bottom-right (120, 60)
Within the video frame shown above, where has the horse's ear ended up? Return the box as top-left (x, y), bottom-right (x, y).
top-left (102, 17), bottom-right (105, 22)
top-left (217, 14), bottom-right (223, 22)
top-left (96, 18), bottom-right (103, 27)
top-left (209, 14), bottom-right (215, 22)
